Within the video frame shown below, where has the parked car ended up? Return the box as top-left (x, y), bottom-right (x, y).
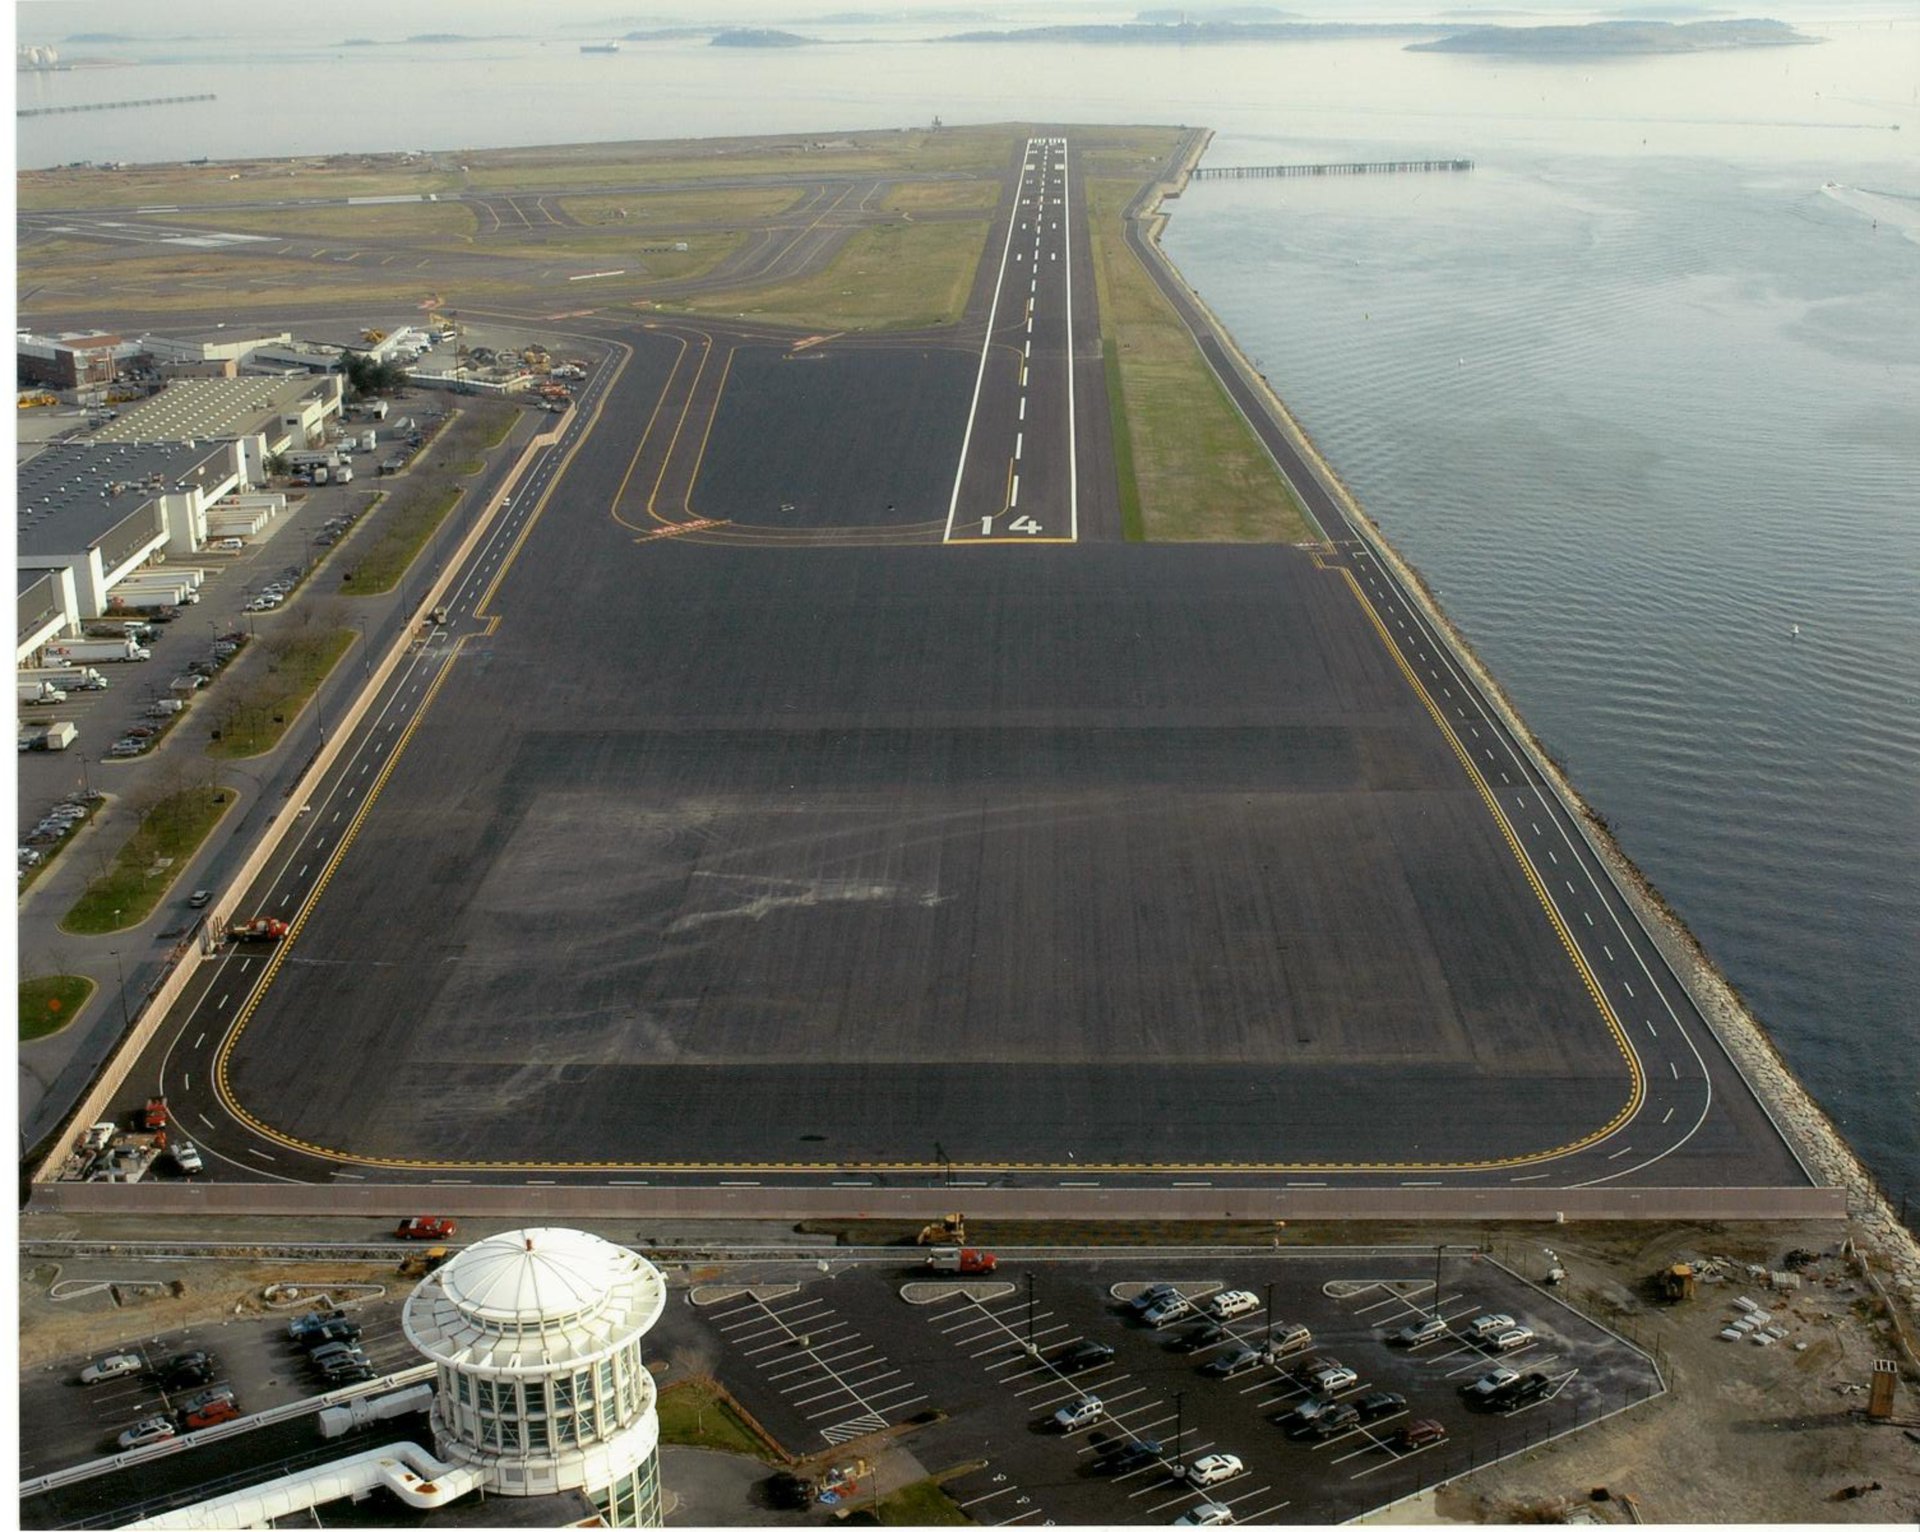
top-left (1491, 1326), bottom-right (1536, 1352)
top-left (288, 1310), bottom-right (351, 1341)
top-left (182, 1398), bottom-right (240, 1430)
top-left (175, 1385), bottom-right (236, 1414)
top-left (1291, 1353), bottom-right (1343, 1383)
top-left (1173, 1503), bottom-right (1234, 1527)
top-left (1466, 1313), bottom-right (1515, 1342)
top-left (1169, 1323), bottom-right (1228, 1355)
top-left (170, 1140), bottom-right (204, 1175)
top-left (116, 1417), bottom-right (177, 1450)
top-left (1101, 1439), bottom-right (1165, 1475)
top-left (1141, 1295), bottom-right (1193, 1328)
top-left (1200, 1345), bottom-right (1266, 1380)
top-left (1205, 1289), bottom-right (1261, 1322)
top-left (395, 1216), bottom-right (457, 1240)
top-left (1052, 1396), bottom-right (1105, 1433)
top-left (317, 1360), bottom-right (375, 1385)
top-left (78, 1353), bottom-right (144, 1385)
top-left (1393, 1316), bottom-right (1450, 1346)
top-left (1395, 1418), bottom-right (1448, 1449)
top-left (1490, 1372), bottom-right (1553, 1411)
top-left (1354, 1390), bottom-right (1407, 1422)
top-left (1127, 1283), bottom-right (1183, 1314)
top-left (302, 1321), bottom-right (364, 1352)
top-left (1461, 1366), bottom-right (1521, 1402)
top-left (1183, 1453), bottom-right (1245, 1489)
top-left (1302, 1402), bottom-right (1360, 1439)
top-left (1310, 1365), bottom-right (1360, 1396)
top-left (1053, 1339), bottom-right (1115, 1374)
top-left (157, 1350), bottom-right (214, 1387)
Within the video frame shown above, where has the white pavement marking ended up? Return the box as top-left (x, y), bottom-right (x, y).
top-left (945, 138), bottom-right (1041, 541)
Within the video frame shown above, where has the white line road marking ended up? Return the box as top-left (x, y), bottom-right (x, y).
top-left (1623, 981), bottom-right (1635, 997)
top-left (1607, 1145), bottom-right (1633, 1160)
top-left (1014, 431), bottom-right (1023, 459)
top-left (215, 994), bottom-right (229, 1009)
top-left (1662, 1106), bottom-right (1675, 1123)
top-left (1603, 944), bottom-right (1615, 961)
top-left (192, 1032), bottom-right (204, 1049)
top-left (1670, 1060), bottom-right (1681, 1079)
top-left (1644, 1017), bottom-right (1658, 1037)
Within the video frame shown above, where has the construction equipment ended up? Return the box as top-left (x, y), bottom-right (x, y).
top-left (362, 328), bottom-right (386, 344)
top-left (229, 917), bottom-right (289, 943)
top-left (17, 391), bottom-right (58, 408)
top-left (916, 1213), bottom-right (966, 1246)
top-left (398, 1246), bottom-right (452, 1278)
top-left (1656, 1262), bottom-right (1696, 1302)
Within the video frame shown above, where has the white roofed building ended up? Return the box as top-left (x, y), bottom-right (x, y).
top-left (403, 1228), bottom-right (669, 1526)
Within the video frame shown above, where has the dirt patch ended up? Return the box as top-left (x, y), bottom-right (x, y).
top-left (18, 1257), bottom-right (396, 1369)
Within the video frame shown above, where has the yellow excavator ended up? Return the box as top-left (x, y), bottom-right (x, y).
top-left (916, 1212), bottom-right (966, 1246)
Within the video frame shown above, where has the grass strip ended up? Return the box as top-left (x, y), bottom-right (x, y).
top-left (61, 787), bottom-right (234, 935)
top-left (665, 218), bottom-right (989, 331)
top-left (1103, 337), bottom-right (1145, 542)
top-left (204, 629), bottom-right (356, 760)
top-left (19, 976), bottom-right (96, 1042)
top-left (341, 400), bottom-right (517, 595)
top-left (655, 1377), bottom-right (779, 1461)
top-left (868, 1479), bottom-right (974, 1525)
top-left (1086, 177), bottom-right (1312, 542)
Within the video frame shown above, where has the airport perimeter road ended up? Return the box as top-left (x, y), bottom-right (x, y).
top-left (946, 137), bottom-right (1084, 545)
top-left (104, 348), bottom-right (642, 1184)
top-left (1120, 171), bottom-right (1808, 1193)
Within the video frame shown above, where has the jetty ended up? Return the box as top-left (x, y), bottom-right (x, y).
top-left (1192, 158), bottom-right (1473, 181)
top-left (17, 93), bottom-right (216, 119)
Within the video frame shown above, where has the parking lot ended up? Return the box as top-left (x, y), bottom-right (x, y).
top-left (18, 1291), bottom-right (419, 1481)
top-left (699, 1250), bottom-right (1664, 1525)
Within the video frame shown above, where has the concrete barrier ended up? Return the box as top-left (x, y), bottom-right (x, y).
top-left (28, 1181), bottom-right (1846, 1223)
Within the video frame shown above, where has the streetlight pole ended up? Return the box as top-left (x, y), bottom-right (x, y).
top-left (108, 947), bottom-right (130, 1030)
top-left (1265, 1281), bottom-right (1275, 1349)
top-left (1433, 1244), bottom-right (1445, 1321)
top-left (1025, 1273), bottom-right (1037, 1354)
top-left (1173, 1390), bottom-right (1185, 1472)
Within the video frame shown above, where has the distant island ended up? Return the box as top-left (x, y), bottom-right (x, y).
top-left (943, 20), bottom-right (1429, 44)
top-left (1409, 18), bottom-right (1816, 53)
top-left (711, 29), bottom-right (813, 48)
top-left (1137, 6), bottom-right (1301, 19)
top-left (809, 8), bottom-right (994, 19)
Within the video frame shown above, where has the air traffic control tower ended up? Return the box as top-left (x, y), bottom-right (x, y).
top-left (402, 1227), bottom-right (669, 1526)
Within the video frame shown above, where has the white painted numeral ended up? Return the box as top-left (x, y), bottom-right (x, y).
top-left (981, 517), bottom-right (993, 536)
top-left (1009, 515), bottom-right (1043, 535)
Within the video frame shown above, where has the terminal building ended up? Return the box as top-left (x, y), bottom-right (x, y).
top-left (129, 1229), bottom-right (669, 1529)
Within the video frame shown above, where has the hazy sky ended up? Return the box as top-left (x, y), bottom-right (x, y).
top-left (14, 0), bottom-right (1893, 45)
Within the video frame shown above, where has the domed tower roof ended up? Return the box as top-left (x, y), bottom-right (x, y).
top-left (403, 1227), bottom-right (667, 1375)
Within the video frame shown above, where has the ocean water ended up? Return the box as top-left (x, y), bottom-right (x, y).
top-left (1163, 136), bottom-right (1920, 1199)
top-left (14, 6), bottom-right (1919, 1197)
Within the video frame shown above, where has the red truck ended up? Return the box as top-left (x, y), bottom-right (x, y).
top-left (396, 1216), bottom-right (458, 1241)
top-left (229, 917), bottom-right (289, 943)
top-left (925, 1247), bottom-right (998, 1275)
top-left (142, 1096), bottom-right (169, 1132)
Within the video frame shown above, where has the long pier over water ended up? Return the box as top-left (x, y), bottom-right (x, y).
top-left (1193, 158), bottom-right (1473, 181)
top-left (17, 93), bottom-right (216, 118)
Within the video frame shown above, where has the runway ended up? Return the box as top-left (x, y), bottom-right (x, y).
top-left (98, 131), bottom-right (1809, 1192)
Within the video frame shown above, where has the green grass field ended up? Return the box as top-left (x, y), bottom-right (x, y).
top-left (62, 787), bottom-right (234, 936)
top-left (561, 186), bottom-right (802, 226)
top-left (665, 218), bottom-right (989, 331)
top-left (186, 202), bottom-right (479, 241)
top-left (1086, 177), bottom-right (1312, 542)
top-left (882, 180), bottom-right (1002, 214)
top-left (204, 629), bottom-right (356, 760)
top-left (341, 401), bottom-right (519, 595)
top-left (655, 1378), bottom-right (778, 1461)
top-left (18, 976), bottom-right (95, 1042)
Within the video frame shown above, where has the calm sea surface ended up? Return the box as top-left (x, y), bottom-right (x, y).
top-left (16, 7), bottom-right (1919, 1196)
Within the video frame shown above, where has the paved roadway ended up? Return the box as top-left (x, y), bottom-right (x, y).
top-left (65, 131), bottom-right (1807, 1194)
